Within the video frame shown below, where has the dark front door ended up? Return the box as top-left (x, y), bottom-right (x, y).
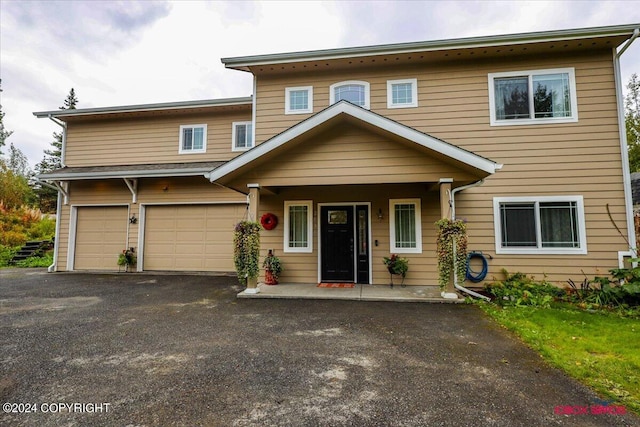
top-left (321, 206), bottom-right (354, 282)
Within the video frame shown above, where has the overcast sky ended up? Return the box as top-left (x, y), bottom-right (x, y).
top-left (1, 0), bottom-right (640, 168)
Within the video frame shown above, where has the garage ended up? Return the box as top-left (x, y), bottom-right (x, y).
top-left (74, 206), bottom-right (129, 270)
top-left (143, 204), bottom-right (245, 271)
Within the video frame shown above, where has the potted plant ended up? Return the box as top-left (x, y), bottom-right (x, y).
top-left (262, 250), bottom-right (283, 285)
top-left (233, 221), bottom-right (261, 287)
top-left (383, 254), bottom-right (409, 287)
top-left (117, 247), bottom-right (136, 272)
top-left (435, 218), bottom-right (467, 296)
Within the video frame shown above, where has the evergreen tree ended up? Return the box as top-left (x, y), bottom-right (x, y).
top-left (626, 74), bottom-right (640, 172)
top-left (35, 88), bottom-right (78, 212)
top-left (0, 79), bottom-right (12, 156)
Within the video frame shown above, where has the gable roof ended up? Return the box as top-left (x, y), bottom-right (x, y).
top-left (207, 101), bottom-right (501, 183)
top-left (222, 24), bottom-right (639, 71)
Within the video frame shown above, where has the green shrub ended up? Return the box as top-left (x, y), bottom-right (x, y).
top-left (15, 252), bottom-right (53, 268)
top-left (485, 269), bottom-right (564, 308)
top-left (27, 217), bottom-right (55, 241)
top-left (0, 245), bottom-right (18, 267)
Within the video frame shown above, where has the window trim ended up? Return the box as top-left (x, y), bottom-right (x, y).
top-left (389, 198), bottom-right (422, 254)
top-left (231, 121), bottom-right (253, 152)
top-left (493, 195), bottom-right (587, 255)
top-left (387, 78), bottom-right (418, 108)
top-left (284, 200), bottom-right (313, 253)
top-left (488, 67), bottom-right (578, 126)
top-left (178, 124), bottom-right (207, 154)
top-left (329, 80), bottom-right (370, 109)
top-left (285, 86), bottom-right (313, 114)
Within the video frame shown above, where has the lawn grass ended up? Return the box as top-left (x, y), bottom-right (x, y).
top-left (479, 303), bottom-right (640, 415)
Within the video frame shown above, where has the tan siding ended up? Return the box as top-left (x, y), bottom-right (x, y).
top-left (251, 49), bottom-right (628, 285)
top-left (258, 184), bottom-right (443, 286)
top-left (65, 110), bottom-right (252, 167)
top-left (229, 122), bottom-right (480, 189)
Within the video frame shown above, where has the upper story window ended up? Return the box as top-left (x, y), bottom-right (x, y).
top-left (488, 68), bottom-right (578, 126)
top-left (387, 78), bottom-right (418, 108)
top-left (232, 122), bottom-right (253, 151)
top-left (285, 86), bottom-right (313, 114)
top-left (179, 124), bottom-right (207, 154)
top-left (330, 81), bottom-right (370, 109)
top-left (493, 195), bottom-right (587, 255)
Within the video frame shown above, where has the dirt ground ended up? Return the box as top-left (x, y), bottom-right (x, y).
top-left (1, 269), bottom-right (638, 426)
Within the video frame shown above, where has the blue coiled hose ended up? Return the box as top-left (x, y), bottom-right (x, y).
top-left (466, 252), bottom-right (489, 283)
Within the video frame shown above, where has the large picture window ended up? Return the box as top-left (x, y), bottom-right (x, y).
top-left (488, 68), bottom-right (578, 126)
top-left (329, 81), bottom-right (370, 109)
top-left (493, 196), bottom-right (587, 254)
top-left (389, 199), bottom-right (422, 253)
top-left (284, 201), bottom-right (313, 253)
top-left (179, 124), bottom-right (207, 154)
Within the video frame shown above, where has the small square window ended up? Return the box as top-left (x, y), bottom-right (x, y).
top-left (179, 124), bottom-right (207, 154)
top-left (387, 79), bottom-right (418, 108)
top-left (285, 86), bottom-right (313, 114)
top-left (232, 122), bottom-right (253, 151)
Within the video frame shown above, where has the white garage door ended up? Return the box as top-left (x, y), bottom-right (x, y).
top-left (143, 204), bottom-right (244, 271)
top-left (74, 206), bottom-right (128, 270)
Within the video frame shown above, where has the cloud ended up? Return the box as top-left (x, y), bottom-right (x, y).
top-left (0, 0), bottom-right (638, 168)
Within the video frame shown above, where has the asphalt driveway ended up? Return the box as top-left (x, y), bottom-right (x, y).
top-left (1, 269), bottom-right (637, 427)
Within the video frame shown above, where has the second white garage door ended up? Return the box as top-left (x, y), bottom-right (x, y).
top-left (143, 204), bottom-right (245, 272)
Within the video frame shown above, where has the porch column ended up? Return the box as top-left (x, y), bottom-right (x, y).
top-left (246, 183), bottom-right (261, 294)
top-left (439, 179), bottom-right (457, 298)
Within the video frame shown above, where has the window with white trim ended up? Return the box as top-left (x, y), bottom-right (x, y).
top-left (488, 68), bottom-right (578, 126)
top-left (284, 201), bottom-right (313, 253)
top-left (330, 81), bottom-right (370, 109)
top-left (179, 124), bottom-right (207, 154)
top-left (285, 86), bottom-right (313, 114)
top-left (232, 122), bottom-right (253, 151)
top-left (387, 78), bottom-right (418, 108)
top-left (493, 196), bottom-right (587, 254)
top-left (389, 199), bottom-right (422, 253)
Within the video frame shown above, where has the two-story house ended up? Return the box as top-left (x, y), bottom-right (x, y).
top-left (35, 24), bottom-right (639, 296)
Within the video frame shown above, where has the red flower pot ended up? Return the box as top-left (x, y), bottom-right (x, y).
top-left (264, 270), bottom-right (278, 285)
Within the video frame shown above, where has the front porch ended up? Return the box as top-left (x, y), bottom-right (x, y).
top-left (237, 282), bottom-right (464, 303)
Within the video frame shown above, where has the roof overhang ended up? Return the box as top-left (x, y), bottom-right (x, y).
top-left (33, 97), bottom-right (252, 122)
top-left (37, 161), bottom-right (224, 181)
top-left (208, 101), bottom-right (501, 184)
top-left (222, 24), bottom-right (640, 71)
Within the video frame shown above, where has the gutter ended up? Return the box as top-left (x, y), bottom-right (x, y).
top-left (613, 27), bottom-right (640, 263)
top-left (48, 186), bottom-right (62, 273)
top-left (444, 179), bottom-right (491, 301)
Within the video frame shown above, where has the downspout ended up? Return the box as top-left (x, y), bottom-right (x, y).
top-left (47, 115), bottom-right (66, 167)
top-left (43, 115), bottom-right (67, 271)
top-left (449, 179), bottom-right (491, 301)
top-left (614, 27), bottom-right (639, 264)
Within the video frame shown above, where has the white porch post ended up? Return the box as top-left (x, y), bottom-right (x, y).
top-left (246, 183), bottom-right (261, 294)
top-left (439, 179), bottom-right (457, 297)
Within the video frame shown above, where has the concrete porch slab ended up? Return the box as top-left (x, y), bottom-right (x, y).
top-left (237, 282), bottom-right (464, 303)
